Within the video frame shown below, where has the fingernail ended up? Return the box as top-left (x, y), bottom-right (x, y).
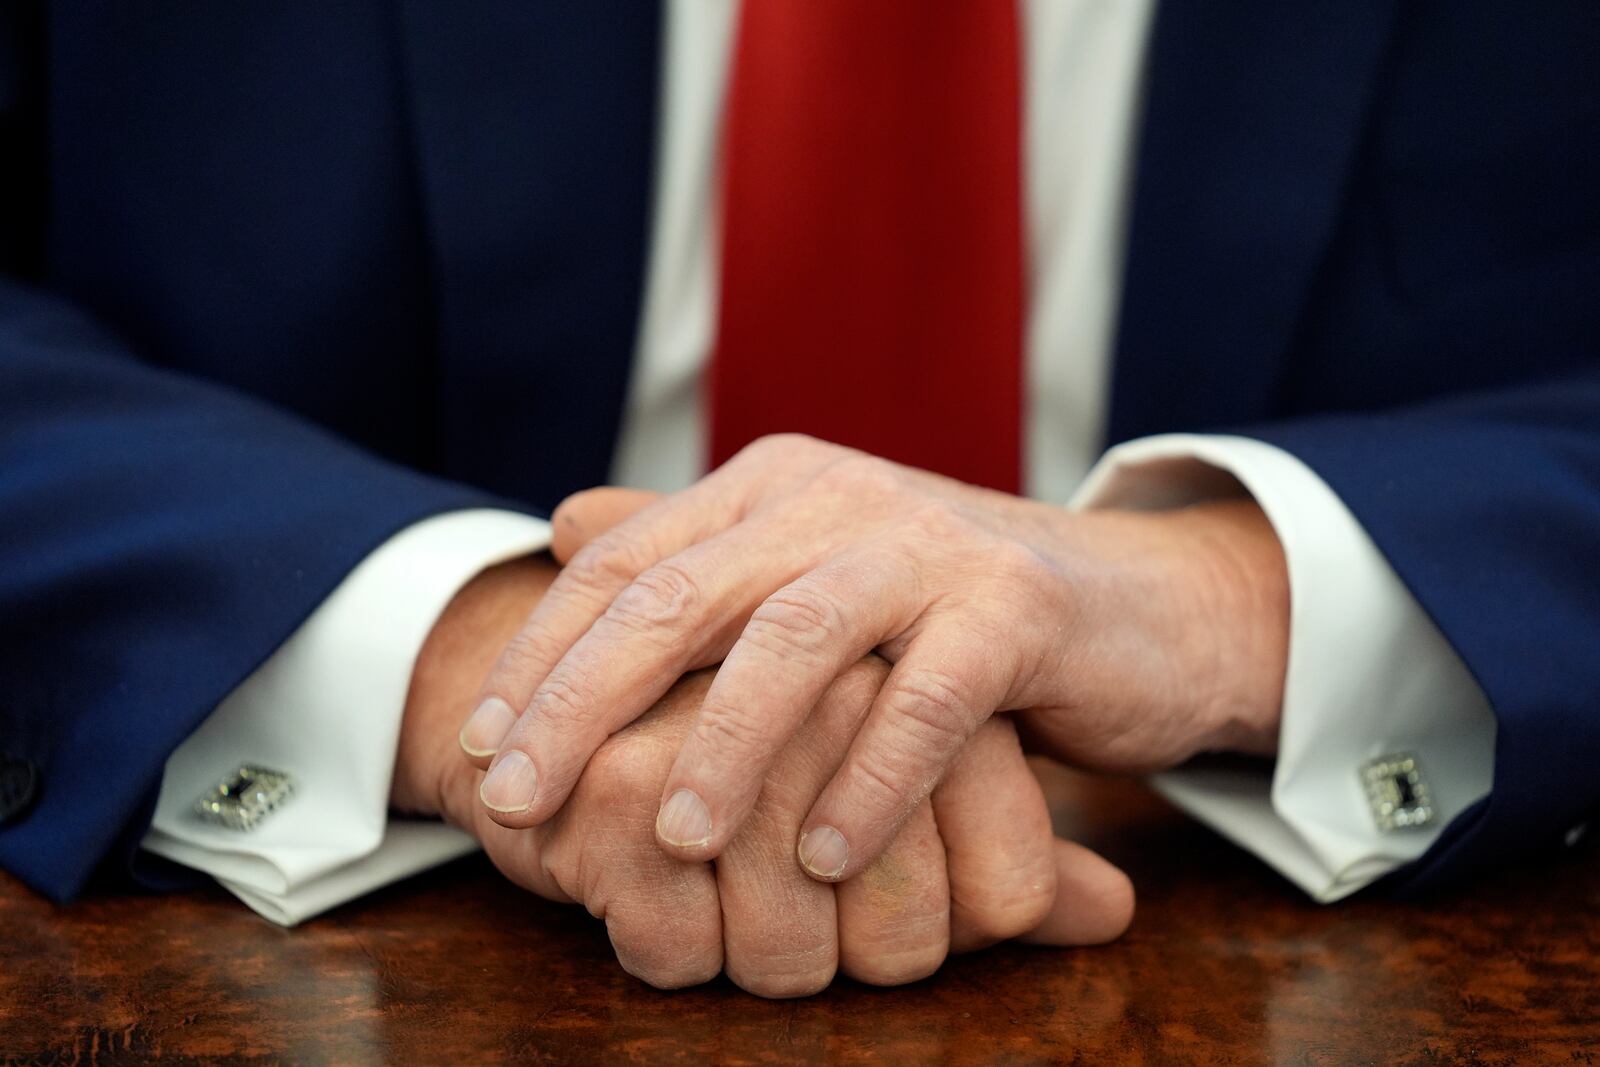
top-left (480, 750), bottom-right (538, 813)
top-left (656, 789), bottom-right (713, 847)
top-left (798, 826), bottom-right (849, 879)
top-left (459, 697), bottom-right (517, 757)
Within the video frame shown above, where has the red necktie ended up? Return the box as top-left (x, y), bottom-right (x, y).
top-left (711, 0), bottom-right (1025, 493)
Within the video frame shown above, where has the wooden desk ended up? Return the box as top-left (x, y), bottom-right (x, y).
top-left (3, 767), bottom-right (1595, 1064)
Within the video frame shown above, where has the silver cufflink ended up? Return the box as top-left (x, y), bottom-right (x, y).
top-left (1361, 753), bottom-right (1434, 833)
top-left (194, 765), bottom-right (295, 831)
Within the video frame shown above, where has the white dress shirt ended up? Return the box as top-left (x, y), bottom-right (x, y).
top-left (143, 0), bottom-right (1495, 924)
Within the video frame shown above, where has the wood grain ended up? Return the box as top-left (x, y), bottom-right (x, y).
top-left (3, 767), bottom-right (1596, 1065)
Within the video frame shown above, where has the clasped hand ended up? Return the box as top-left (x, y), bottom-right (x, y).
top-left (462, 435), bottom-right (1286, 880)
top-left (395, 553), bottom-right (1130, 995)
top-left (400, 435), bottom-right (1287, 991)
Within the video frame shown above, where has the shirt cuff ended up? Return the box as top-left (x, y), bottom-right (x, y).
top-left (141, 508), bottom-right (553, 925)
top-left (1071, 434), bottom-right (1496, 901)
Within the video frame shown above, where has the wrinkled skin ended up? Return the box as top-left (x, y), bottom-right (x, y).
top-left (394, 555), bottom-right (1132, 997)
top-left (466, 435), bottom-right (1288, 883)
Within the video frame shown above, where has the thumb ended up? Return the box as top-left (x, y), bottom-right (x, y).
top-left (550, 486), bottom-right (663, 564)
top-left (1018, 838), bottom-right (1136, 946)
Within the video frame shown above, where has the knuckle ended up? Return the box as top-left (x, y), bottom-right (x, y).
top-left (991, 539), bottom-right (1051, 584)
top-left (769, 431), bottom-right (827, 455)
top-left (564, 532), bottom-right (653, 593)
top-left (491, 627), bottom-right (565, 684)
top-left (735, 432), bottom-right (818, 468)
top-left (883, 668), bottom-right (979, 751)
top-left (905, 500), bottom-right (975, 543)
top-left (606, 561), bottom-right (703, 634)
top-left (743, 586), bottom-right (846, 660)
top-left (687, 699), bottom-right (772, 764)
top-left (587, 732), bottom-right (668, 794)
top-left (570, 736), bottom-right (674, 833)
top-left (611, 928), bottom-right (721, 990)
top-left (843, 669), bottom-right (986, 813)
top-left (531, 672), bottom-right (595, 727)
top-left (820, 659), bottom-right (891, 718)
top-left (947, 809), bottom-right (1058, 947)
top-left (813, 452), bottom-right (903, 498)
top-left (604, 872), bottom-right (723, 988)
top-left (952, 863), bottom-right (1056, 944)
top-left (847, 744), bottom-right (926, 814)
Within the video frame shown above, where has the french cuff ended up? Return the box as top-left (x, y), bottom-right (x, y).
top-left (1071, 434), bottom-right (1496, 902)
top-left (141, 508), bottom-right (553, 925)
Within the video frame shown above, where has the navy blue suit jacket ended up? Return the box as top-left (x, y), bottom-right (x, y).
top-left (2, 2), bottom-right (1596, 903)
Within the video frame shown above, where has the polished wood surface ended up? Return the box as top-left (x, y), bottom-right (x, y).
top-left (3, 766), bottom-right (1596, 1065)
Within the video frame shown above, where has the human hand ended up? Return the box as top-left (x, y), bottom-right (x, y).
top-left (397, 552), bottom-right (1133, 995)
top-left (462, 436), bottom-right (1288, 882)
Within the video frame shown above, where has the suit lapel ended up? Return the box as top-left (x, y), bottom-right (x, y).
top-left (394, 1), bottom-right (661, 509)
top-left (1107, 0), bottom-right (1397, 444)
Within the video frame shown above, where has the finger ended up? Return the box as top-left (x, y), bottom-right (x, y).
top-left (835, 800), bottom-right (950, 985)
top-left (481, 513), bottom-right (830, 828)
top-left (547, 725), bottom-right (725, 990)
top-left (798, 619), bottom-right (1015, 883)
top-left (1016, 838), bottom-right (1135, 947)
top-left (713, 666), bottom-right (892, 998)
top-left (458, 477), bottom-right (732, 765)
top-left (550, 486), bottom-right (662, 564)
top-left (654, 546), bottom-right (926, 861)
top-left (716, 806), bottom-right (839, 999)
top-left (930, 718), bottom-right (1058, 953)
top-left (601, 861), bottom-right (725, 990)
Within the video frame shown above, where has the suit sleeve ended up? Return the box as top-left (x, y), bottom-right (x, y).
top-left (1239, 368), bottom-right (1600, 892)
top-left (141, 509), bottom-right (553, 926)
top-left (0, 278), bottom-right (527, 902)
